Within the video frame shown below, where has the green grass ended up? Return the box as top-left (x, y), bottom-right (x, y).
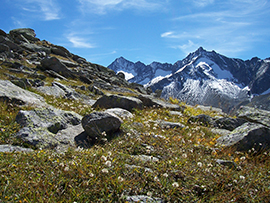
top-left (0, 63), bottom-right (269, 202)
top-left (1, 103), bottom-right (270, 202)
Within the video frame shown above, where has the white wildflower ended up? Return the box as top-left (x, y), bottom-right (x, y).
top-left (182, 153), bottom-right (187, 158)
top-left (118, 176), bottom-right (124, 182)
top-left (163, 173), bottom-right (169, 178)
top-left (89, 173), bottom-right (94, 177)
top-left (197, 162), bottom-right (203, 167)
top-left (105, 161), bottom-right (112, 167)
top-left (101, 155), bottom-right (107, 161)
top-left (101, 168), bottom-right (109, 173)
top-left (240, 156), bottom-right (246, 161)
top-left (147, 192), bottom-right (153, 197)
top-left (239, 175), bottom-right (245, 180)
top-left (172, 182), bottom-right (179, 188)
top-left (154, 176), bottom-right (160, 182)
top-left (64, 166), bottom-right (69, 171)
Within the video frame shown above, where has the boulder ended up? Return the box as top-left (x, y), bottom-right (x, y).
top-left (36, 85), bottom-right (66, 98)
top-left (237, 106), bottom-right (270, 128)
top-left (51, 45), bottom-right (71, 57)
top-left (0, 29), bottom-right (7, 37)
top-left (0, 144), bottom-right (34, 153)
top-left (9, 28), bottom-right (39, 43)
top-left (21, 43), bottom-right (51, 54)
top-left (92, 95), bottom-right (143, 111)
top-left (0, 79), bottom-right (46, 107)
top-left (0, 43), bottom-right (10, 53)
top-left (216, 122), bottom-right (270, 152)
top-left (188, 114), bottom-right (216, 127)
top-left (154, 120), bottom-right (185, 129)
top-left (214, 117), bottom-right (247, 131)
top-left (138, 94), bottom-right (183, 111)
top-left (104, 108), bottom-right (134, 120)
top-left (82, 112), bottom-right (122, 139)
top-left (15, 107), bottom-right (83, 149)
top-left (40, 57), bottom-right (74, 78)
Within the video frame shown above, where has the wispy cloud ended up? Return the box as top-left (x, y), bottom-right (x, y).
top-left (161, 0), bottom-right (270, 57)
top-left (192, 0), bottom-right (215, 7)
top-left (15, 0), bottom-right (61, 20)
top-left (77, 0), bottom-right (167, 14)
top-left (67, 33), bottom-right (96, 48)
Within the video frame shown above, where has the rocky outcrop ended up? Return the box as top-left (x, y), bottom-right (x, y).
top-left (216, 122), bottom-right (270, 152)
top-left (237, 106), bottom-right (270, 128)
top-left (138, 94), bottom-right (184, 111)
top-left (82, 112), bottom-right (123, 139)
top-left (92, 95), bottom-right (144, 111)
top-left (40, 57), bottom-right (75, 78)
top-left (0, 144), bottom-right (34, 153)
top-left (0, 80), bottom-right (46, 107)
top-left (15, 107), bottom-right (83, 149)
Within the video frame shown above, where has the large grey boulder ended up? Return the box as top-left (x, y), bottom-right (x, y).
top-left (15, 107), bottom-right (83, 149)
top-left (216, 122), bottom-right (270, 152)
top-left (237, 106), bottom-right (270, 128)
top-left (40, 57), bottom-right (74, 78)
top-left (82, 112), bottom-right (123, 139)
top-left (0, 80), bottom-right (46, 107)
top-left (92, 95), bottom-right (143, 111)
top-left (138, 94), bottom-right (183, 111)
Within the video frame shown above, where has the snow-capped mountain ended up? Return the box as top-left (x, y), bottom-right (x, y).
top-left (108, 47), bottom-right (270, 113)
top-left (108, 57), bottom-right (175, 84)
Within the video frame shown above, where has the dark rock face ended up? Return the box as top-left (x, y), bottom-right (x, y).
top-left (216, 122), bottom-right (270, 152)
top-left (92, 95), bottom-right (144, 111)
top-left (137, 94), bottom-right (183, 111)
top-left (82, 112), bottom-right (123, 139)
top-left (214, 117), bottom-right (247, 131)
top-left (188, 114), bottom-right (215, 127)
top-left (40, 57), bottom-right (75, 78)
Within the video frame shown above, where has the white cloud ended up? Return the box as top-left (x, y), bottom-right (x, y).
top-left (192, 0), bottom-right (215, 7)
top-left (67, 34), bottom-right (95, 48)
top-left (78, 0), bottom-right (166, 14)
top-left (16, 0), bottom-right (61, 20)
top-left (162, 0), bottom-right (270, 57)
top-left (174, 40), bottom-right (199, 55)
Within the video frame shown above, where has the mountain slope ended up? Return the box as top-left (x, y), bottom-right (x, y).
top-left (108, 47), bottom-right (270, 113)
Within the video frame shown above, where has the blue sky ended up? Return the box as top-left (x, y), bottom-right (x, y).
top-left (1, 0), bottom-right (270, 66)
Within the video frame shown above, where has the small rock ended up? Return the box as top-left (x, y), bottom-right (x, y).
top-left (126, 195), bottom-right (164, 203)
top-left (131, 155), bottom-right (159, 163)
top-left (216, 159), bottom-right (238, 169)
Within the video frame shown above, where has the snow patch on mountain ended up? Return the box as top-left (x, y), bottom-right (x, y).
top-left (117, 70), bottom-right (134, 80)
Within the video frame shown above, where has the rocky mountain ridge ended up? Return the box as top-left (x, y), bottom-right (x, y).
top-left (108, 47), bottom-right (270, 113)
